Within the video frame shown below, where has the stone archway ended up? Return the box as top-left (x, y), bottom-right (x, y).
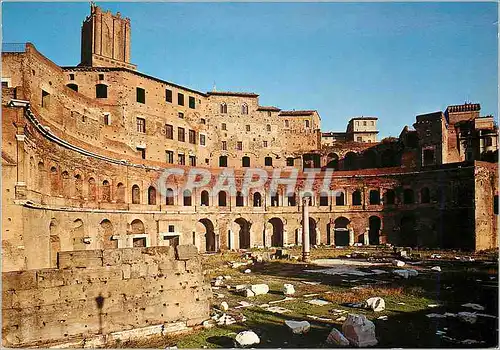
top-left (200, 218), bottom-right (216, 252)
top-left (235, 218), bottom-right (251, 249)
top-left (268, 218), bottom-right (284, 247)
top-left (334, 217), bottom-right (350, 246)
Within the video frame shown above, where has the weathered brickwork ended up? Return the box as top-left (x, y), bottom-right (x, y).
top-left (2, 246), bottom-right (211, 347)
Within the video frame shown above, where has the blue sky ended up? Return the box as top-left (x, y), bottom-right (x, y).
top-left (3, 2), bottom-right (498, 138)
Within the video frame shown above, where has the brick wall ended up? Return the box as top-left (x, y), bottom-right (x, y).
top-left (2, 245), bottom-right (211, 347)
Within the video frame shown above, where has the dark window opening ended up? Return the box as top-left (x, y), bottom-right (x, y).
top-left (98, 74), bottom-right (104, 80)
top-left (286, 157), bottom-right (295, 166)
top-left (189, 155), bottom-right (196, 166)
top-left (166, 189), bottom-right (174, 205)
top-left (42, 90), bottom-right (50, 107)
top-left (385, 190), bottom-right (396, 205)
top-left (320, 194), bottom-right (329, 206)
top-left (494, 195), bottom-right (499, 215)
top-left (253, 192), bottom-right (262, 207)
top-left (271, 193), bottom-right (279, 207)
top-left (242, 156), bottom-right (250, 167)
top-left (183, 190), bottom-right (192, 206)
top-left (287, 193), bottom-right (296, 206)
top-left (369, 190), bottom-right (380, 205)
top-left (137, 147), bottom-right (146, 159)
top-left (96, 84), bottom-right (107, 98)
top-left (178, 93), bottom-right (184, 106)
top-left (189, 96), bottom-right (196, 109)
top-left (423, 149), bottom-right (435, 166)
top-left (166, 151), bottom-right (174, 164)
top-left (403, 189), bottom-right (415, 204)
top-left (189, 129), bottom-right (196, 144)
top-left (218, 192), bottom-right (227, 206)
top-left (222, 141), bottom-right (227, 150)
top-left (335, 192), bottom-right (345, 206)
top-left (236, 192), bottom-right (244, 207)
top-left (165, 124), bottom-right (173, 139)
top-left (237, 141), bottom-right (243, 151)
top-left (166, 89), bottom-right (173, 103)
top-left (178, 127), bottom-right (185, 142)
top-left (136, 117), bottom-right (146, 133)
top-left (219, 156), bottom-right (227, 167)
top-left (265, 157), bottom-right (273, 166)
top-left (136, 87), bottom-right (145, 104)
top-left (220, 103), bottom-right (227, 114)
top-left (201, 191), bottom-right (209, 206)
top-left (69, 73), bottom-right (75, 80)
top-left (178, 154), bottom-right (185, 165)
top-left (352, 190), bottom-right (362, 205)
top-left (178, 112), bottom-right (184, 119)
top-left (133, 237), bottom-right (146, 247)
top-left (67, 83), bottom-right (78, 92)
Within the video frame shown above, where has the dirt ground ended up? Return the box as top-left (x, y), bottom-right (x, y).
top-left (109, 246), bottom-right (499, 348)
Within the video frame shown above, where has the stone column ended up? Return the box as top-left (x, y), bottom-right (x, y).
top-left (348, 227), bottom-right (355, 246)
top-left (302, 197), bottom-right (310, 262)
top-left (283, 228), bottom-right (288, 247)
top-left (363, 227), bottom-right (369, 245)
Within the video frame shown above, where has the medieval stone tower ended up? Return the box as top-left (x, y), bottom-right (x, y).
top-left (80, 3), bottom-right (136, 69)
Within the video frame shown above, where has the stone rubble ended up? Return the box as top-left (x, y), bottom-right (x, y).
top-left (365, 297), bottom-right (386, 312)
top-left (306, 299), bottom-right (330, 306)
top-left (220, 301), bottom-right (229, 311)
top-left (285, 320), bottom-right (311, 334)
top-left (235, 330), bottom-right (260, 347)
top-left (283, 283), bottom-right (296, 295)
top-left (431, 266), bottom-right (442, 272)
top-left (250, 284), bottom-right (269, 295)
top-left (326, 328), bottom-right (350, 346)
top-left (458, 311), bottom-right (478, 324)
top-left (342, 314), bottom-right (378, 347)
top-left (392, 259), bottom-right (406, 267)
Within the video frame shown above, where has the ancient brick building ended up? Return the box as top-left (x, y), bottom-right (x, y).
top-left (2, 4), bottom-right (498, 276)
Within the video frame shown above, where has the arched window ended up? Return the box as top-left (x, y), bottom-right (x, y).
top-left (219, 155), bottom-right (228, 167)
top-left (352, 190), bottom-right (362, 205)
top-left (236, 191), bottom-right (244, 207)
top-left (242, 156), bottom-right (250, 167)
top-left (335, 191), bottom-right (345, 206)
top-left (271, 192), bottom-right (279, 207)
top-left (320, 193), bottom-right (329, 206)
top-left (61, 171), bottom-right (70, 197)
top-left (102, 180), bottom-right (111, 202)
top-left (166, 188), bottom-right (174, 205)
top-left (385, 189), bottom-right (395, 205)
top-left (420, 187), bottom-right (430, 204)
top-left (201, 190), bottom-right (209, 206)
top-left (253, 192), bottom-right (262, 207)
top-left (131, 184), bottom-right (140, 204)
top-left (74, 174), bottom-right (83, 198)
top-left (148, 186), bottom-right (156, 205)
top-left (344, 152), bottom-right (358, 170)
top-left (326, 153), bottom-right (339, 170)
top-left (96, 84), bottom-right (107, 98)
top-left (403, 189), bottom-right (415, 204)
top-left (66, 83), bottom-right (78, 92)
top-left (287, 193), bottom-right (296, 206)
top-left (265, 157), bottom-right (273, 166)
top-left (369, 190), bottom-right (380, 205)
top-left (116, 182), bottom-right (125, 203)
top-left (242, 103), bottom-right (248, 115)
top-left (220, 102), bottom-right (227, 114)
top-left (218, 191), bottom-right (227, 206)
top-left (183, 189), bottom-right (192, 206)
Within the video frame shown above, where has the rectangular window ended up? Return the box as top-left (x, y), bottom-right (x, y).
top-left (103, 113), bottom-right (111, 125)
top-left (357, 136), bottom-right (362, 142)
top-left (2, 81), bottom-right (8, 88)
top-left (246, 125), bottom-right (250, 132)
top-left (69, 73), bottom-right (75, 80)
top-left (168, 225), bottom-right (175, 232)
top-left (42, 90), bottom-right (50, 108)
top-left (98, 74), bottom-right (104, 80)
top-left (363, 121), bottom-right (367, 126)
top-left (189, 129), bottom-right (196, 144)
top-left (166, 89), bottom-right (173, 103)
top-left (237, 141), bottom-right (243, 151)
top-left (263, 141), bottom-right (268, 147)
top-left (178, 93), bottom-right (184, 106)
top-left (136, 87), bottom-right (145, 104)
top-left (189, 96), bottom-right (196, 109)
top-left (200, 134), bottom-right (206, 146)
top-left (286, 158), bottom-right (294, 166)
top-left (165, 124), bottom-right (173, 139)
top-left (178, 112), bottom-right (184, 119)
top-left (136, 117), bottom-right (146, 133)
top-left (305, 120), bottom-right (310, 128)
top-left (222, 123), bottom-right (227, 131)
top-left (222, 141), bottom-right (227, 151)
top-left (189, 155), bottom-right (196, 166)
top-left (166, 150), bottom-right (174, 164)
top-left (178, 153), bottom-right (185, 165)
top-left (137, 147), bottom-right (146, 159)
top-left (178, 127), bottom-right (185, 142)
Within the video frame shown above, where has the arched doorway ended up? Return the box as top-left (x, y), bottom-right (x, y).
top-left (269, 218), bottom-right (284, 247)
top-left (326, 153), bottom-right (339, 170)
top-left (368, 216), bottom-right (381, 245)
top-left (343, 152), bottom-right (358, 170)
top-left (200, 219), bottom-right (216, 252)
top-left (101, 219), bottom-right (117, 249)
top-left (72, 219), bottom-right (86, 250)
top-left (334, 217), bottom-right (350, 246)
top-left (235, 218), bottom-right (251, 249)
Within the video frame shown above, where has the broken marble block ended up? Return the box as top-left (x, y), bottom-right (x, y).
top-left (392, 259), bottom-right (405, 267)
top-left (285, 320), bottom-right (311, 334)
top-left (235, 330), bottom-right (260, 347)
top-left (342, 314), bottom-right (378, 347)
top-left (326, 328), bottom-right (350, 346)
top-left (250, 284), bottom-right (269, 295)
top-left (241, 289), bottom-right (255, 298)
top-left (365, 297), bottom-right (385, 312)
top-left (283, 283), bottom-right (296, 295)
top-left (221, 301), bottom-right (229, 311)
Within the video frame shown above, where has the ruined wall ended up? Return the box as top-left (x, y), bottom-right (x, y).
top-left (2, 245), bottom-right (211, 347)
top-left (474, 162), bottom-right (498, 250)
